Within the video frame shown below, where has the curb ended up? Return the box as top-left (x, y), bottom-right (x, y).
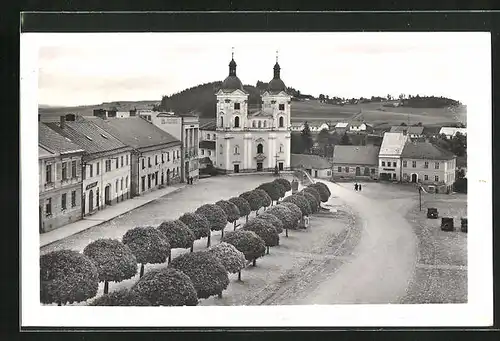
top-left (40, 186), bottom-right (186, 249)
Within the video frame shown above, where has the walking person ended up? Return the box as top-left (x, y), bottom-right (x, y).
top-left (358, 183), bottom-right (362, 191)
top-left (354, 183), bottom-right (358, 191)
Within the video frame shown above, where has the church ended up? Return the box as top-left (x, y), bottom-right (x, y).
top-left (214, 52), bottom-right (291, 174)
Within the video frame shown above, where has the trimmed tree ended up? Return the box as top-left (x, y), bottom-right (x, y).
top-left (169, 251), bottom-right (230, 299)
top-left (216, 200), bottom-right (241, 232)
top-left (283, 194), bottom-right (312, 217)
top-left (240, 190), bottom-right (263, 217)
top-left (222, 230), bottom-right (266, 267)
top-left (272, 181), bottom-right (287, 202)
top-left (179, 212), bottom-right (211, 247)
top-left (273, 178), bottom-right (292, 192)
top-left (300, 191), bottom-right (319, 214)
top-left (310, 182), bottom-right (331, 202)
top-left (195, 204), bottom-right (228, 247)
top-left (279, 202), bottom-right (303, 229)
top-left (133, 268), bottom-right (198, 306)
top-left (208, 242), bottom-right (247, 281)
top-left (253, 189), bottom-right (272, 212)
top-left (257, 182), bottom-right (281, 205)
top-left (303, 186), bottom-right (322, 204)
top-left (158, 220), bottom-right (196, 252)
top-left (83, 238), bottom-right (138, 294)
top-left (89, 289), bottom-right (150, 306)
top-left (266, 205), bottom-right (295, 237)
top-left (40, 250), bottom-right (99, 306)
top-left (243, 219), bottom-right (279, 255)
top-left (228, 196), bottom-right (251, 224)
top-left (122, 226), bottom-right (171, 278)
top-left (255, 213), bottom-right (284, 235)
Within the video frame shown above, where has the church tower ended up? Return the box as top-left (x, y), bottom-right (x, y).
top-left (215, 48), bottom-right (249, 132)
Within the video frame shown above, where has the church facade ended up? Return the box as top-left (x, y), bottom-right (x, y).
top-left (214, 53), bottom-right (291, 174)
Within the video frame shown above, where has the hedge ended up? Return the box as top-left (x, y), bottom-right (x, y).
top-left (158, 220), bottom-right (196, 252)
top-left (134, 267), bottom-right (198, 306)
top-left (221, 230), bottom-right (266, 266)
top-left (83, 238), bottom-right (138, 294)
top-left (169, 251), bottom-right (230, 299)
top-left (255, 213), bottom-right (284, 234)
top-left (243, 218), bottom-right (279, 254)
top-left (40, 250), bottom-right (99, 305)
top-left (273, 178), bottom-right (292, 192)
top-left (208, 242), bottom-right (247, 281)
top-left (89, 288), bottom-right (150, 306)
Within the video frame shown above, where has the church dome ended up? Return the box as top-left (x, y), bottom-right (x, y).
top-left (268, 77), bottom-right (286, 92)
top-left (222, 75), bottom-right (244, 91)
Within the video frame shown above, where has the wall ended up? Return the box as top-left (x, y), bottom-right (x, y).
top-left (401, 158), bottom-right (456, 186)
top-left (333, 163), bottom-right (378, 179)
top-left (378, 156), bottom-right (402, 181)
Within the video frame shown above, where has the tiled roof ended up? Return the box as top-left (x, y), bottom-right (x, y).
top-left (390, 126), bottom-right (424, 135)
top-left (401, 142), bottom-right (456, 160)
top-left (335, 122), bottom-right (349, 128)
top-left (291, 153), bottom-right (331, 169)
top-left (39, 122), bottom-right (84, 154)
top-left (39, 146), bottom-right (55, 158)
top-left (85, 116), bottom-right (181, 149)
top-left (199, 119), bottom-right (216, 131)
top-left (249, 110), bottom-right (273, 118)
top-left (379, 132), bottom-right (408, 156)
top-left (44, 119), bottom-right (130, 155)
top-left (333, 145), bottom-right (380, 165)
top-left (199, 140), bottom-right (216, 150)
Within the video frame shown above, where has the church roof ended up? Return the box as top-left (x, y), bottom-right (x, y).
top-left (221, 75), bottom-right (245, 93)
top-left (248, 110), bottom-right (273, 118)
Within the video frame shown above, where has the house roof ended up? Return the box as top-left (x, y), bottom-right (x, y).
top-left (199, 156), bottom-right (213, 165)
top-left (249, 110), bottom-right (273, 118)
top-left (199, 119), bottom-right (216, 131)
top-left (38, 122), bottom-right (84, 155)
top-left (335, 122), bottom-right (349, 128)
top-left (199, 140), bottom-right (216, 150)
top-left (44, 119), bottom-right (130, 155)
top-left (379, 132), bottom-right (408, 156)
top-left (390, 126), bottom-right (424, 135)
top-left (333, 145), bottom-right (380, 165)
top-left (439, 127), bottom-right (467, 136)
top-left (39, 145), bottom-right (55, 159)
top-left (84, 116), bottom-right (180, 149)
top-left (401, 142), bottom-right (456, 160)
top-left (291, 153), bottom-right (331, 169)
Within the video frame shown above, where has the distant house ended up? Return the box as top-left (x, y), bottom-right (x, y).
top-left (290, 153), bottom-right (332, 179)
top-left (334, 122), bottom-right (350, 135)
top-left (389, 126), bottom-right (424, 139)
top-left (378, 132), bottom-right (410, 181)
top-left (439, 127), bottom-right (467, 139)
top-left (199, 119), bottom-right (217, 164)
top-left (332, 145), bottom-right (380, 180)
top-left (310, 122), bottom-right (330, 132)
top-left (349, 122), bottom-right (373, 133)
top-left (290, 123), bottom-right (305, 132)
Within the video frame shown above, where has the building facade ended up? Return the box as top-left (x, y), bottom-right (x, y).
top-left (378, 132), bottom-right (409, 181)
top-left (290, 153), bottom-right (331, 179)
top-left (38, 122), bottom-right (84, 232)
top-left (332, 145), bottom-right (380, 180)
top-left (214, 53), bottom-right (291, 173)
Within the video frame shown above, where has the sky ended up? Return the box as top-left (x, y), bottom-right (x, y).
top-left (35, 32), bottom-right (490, 107)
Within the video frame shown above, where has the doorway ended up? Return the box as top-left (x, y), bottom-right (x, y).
top-left (257, 162), bottom-right (263, 171)
top-left (234, 164), bottom-right (240, 173)
top-left (364, 167), bottom-right (370, 176)
top-left (105, 185), bottom-right (111, 205)
top-left (411, 173), bottom-right (418, 183)
top-left (278, 162), bottom-right (284, 171)
top-left (314, 170), bottom-right (318, 178)
top-left (155, 171), bottom-right (159, 186)
top-left (89, 189), bottom-right (94, 212)
top-left (355, 167), bottom-right (361, 176)
top-left (167, 169), bottom-right (170, 185)
top-left (147, 174), bottom-right (151, 189)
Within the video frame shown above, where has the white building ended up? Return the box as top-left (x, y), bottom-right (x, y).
top-left (199, 120), bottom-right (217, 165)
top-left (378, 132), bottom-right (409, 181)
top-left (214, 53), bottom-right (291, 173)
top-left (439, 127), bottom-right (467, 139)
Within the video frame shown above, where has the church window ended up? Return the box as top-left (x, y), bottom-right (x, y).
top-left (279, 144), bottom-right (284, 153)
top-left (279, 104), bottom-right (285, 111)
top-left (234, 103), bottom-right (240, 110)
top-left (220, 144), bottom-right (223, 155)
top-left (257, 143), bottom-right (264, 154)
top-left (263, 121), bottom-right (267, 128)
top-left (220, 116), bottom-right (224, 128)
top-left (234, 116), bottom-right (240, 128)
top-left (225, 99), bottom-right (231, 103)
top-left (206, 133), bottom-right (210, 140)
top-left (279, 116), bottom-right (284, 127)
top-left (234, 145), bottom-right (240, 155)
top-left (258, 121), bottom-right (262, 128)
top-left (252, 121), bottom-right (256, 128)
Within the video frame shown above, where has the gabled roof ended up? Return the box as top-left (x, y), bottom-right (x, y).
top-left (38, 122), bottom-right (84, 155)
top-left (291, 153), bottom-right (331, 170)
top-left (401, 142), bottom-right (456, 160)
top-left (333, 145), bottom-right (380, 165)
top-left (44, 119), bottom-right (130, 155)
top-left (199, 140), bottom-right (216, 150)
top-left (335, 122), bottom-right (349, 128)
top-left (390, 126), bottom-right (424, 135)
top-left (39, 145), bottom-right (55, 159)
top-left (439, 127), bottom-right (467, 136)
top-left (379, 132), bottom-right (408, 156)
top-left (199, 119), bottom-right (216, 131)
top-left (84, 116), bottom-right (180, 149)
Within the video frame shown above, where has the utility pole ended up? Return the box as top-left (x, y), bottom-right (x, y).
top-left (419, 186), bottom-right (422, 211)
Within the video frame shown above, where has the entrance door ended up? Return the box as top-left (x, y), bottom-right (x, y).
top-left (155, 171), bottom-right (159, 186)
top-left (364, 167), bottom-right (370, 176)
top-left (278, 162), bottom-right (284, 171)
top-left (105, 185), bottom-right (111, 205)
top-left (411, 173), bottom-right (418, 183)
top-left (355, 167), bottom-right (361, 176)
top-left (257, 162), bottom-right (263, 171)
top-left (234, 164), bottom-right (240, 173)
top-left (314, 170), bottom-right (318, 178)
top-left (89, 190), bottom-right (94, 212)
top-left (167, 169), bottom-right (170, 185)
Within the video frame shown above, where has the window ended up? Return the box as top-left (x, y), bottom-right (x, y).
top-left (257, 143), bottom-right (263, 154)
top-left (393, 162), bottom-right (396, 167)
top-left (206, 134), bottom-right (210, 140)
top-left (327, 170), bottom-right (332, 176)
top-left (403, 160), bottom-right (407, 167)
top-left (234, 103), bottom-right (240, 110)
top-left (208, 150), bottom-right (211, 156)
top-left (106, 160), bottom-right (111, 172)
top-left (121, 178), bottom-right (123, 190)
top-left (258, 121), bottom-right (262, 128)
top-left (435, 175), bottom-right (439, 182)
top-left (126, 176), bottom-right (128, 188)
top-left (161, 153), bottom-right (164, 163)
top-left (45, 164), bottom-right (52, 183)
top-left (279, 104), bottom-right (285, 111)
top-left (381, 161), bottom-right (386, 167)
top-left (96, 162), bottom-right (100, 175)
top-left (45, 198), bottom-right (52, 216)
top-left (116, 158), bottom-right (119, 169)
top-left (234, 145), bottom-right (239, 155)
top-left (263, 121), bottom-right (267, 128)
top-left (155, 155), bottom-right (158, 165)
top-left (89, 164), bottom-right (93, 178)
top-left (126, 155), bottom-right (129, 165)
top-left (371, 168), bottom-right (375, 174)
top-left (412, 161), bottom-right (416, 168)
top-left (61, 193), bottom-right (67, 210)
top-left (345, 167), bottom-right (349, 173)
top-left (424, 161), bottom-right (429, 169)
top-left (424, 175), bottom-right (429, 181)
top-left (161, 118), bottom-right (166, 124)
top-left (338, 166), bottom-right (342, 172)
top-left (279, 144), bottom-right (284, 153)
top-left (220, 116), bottom-right (224, 128)
top-left (177, 150), bottom-right (180, 158)
top-left (141, 159), bottom-right (145, 169)
top-left (252, 121), bottom-right (256, 128)
top-left (201, 149), bottom-right (205, 155)
top-left (71, 160), bottom-right (77, 178)
top-left (116, 180), bottom-right (119, 193)
top-left (71, 191), bottom-right (76, 207)
top-left (148, 157), bottom-right (151, 168)
top-left (220, 144), bottom-right (223, 155)
top-left (121, 156), bottom-right (124, 167)
top-left (62, 162), bottom-right (67, 180)
top-left (167, 152), bottom-right (170, 162)
top-left (234, 116), bottom-right (240, 128)
top-left (435, 162), bottom-right (440, 169)
top-left (279, 116), bottom-right (284, 127)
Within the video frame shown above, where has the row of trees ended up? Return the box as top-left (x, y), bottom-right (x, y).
top-left (40, 178), bottom-right (332, 307)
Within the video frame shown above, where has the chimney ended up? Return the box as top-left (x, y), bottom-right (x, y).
top-left (60, 115), bottom-right (66, 129)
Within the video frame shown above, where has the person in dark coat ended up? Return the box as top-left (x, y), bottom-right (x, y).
top-left (354, 183), bottom-right (358, 191)
top-left (358, 183), bottom-right (362, 191)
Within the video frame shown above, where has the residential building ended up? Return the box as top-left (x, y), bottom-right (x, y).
top-left (38, 122), bottom-right (85, 232)
top-left (332, 145), bottom-right (380, 180)
top-left (199, 119), bottom-right (217, 164)
top-left (349, 122), bottom-right (373, 133)
top-left (400, 141), bottom-right (457, 193)
top-left (214, 52), bottom-right (291, 174)
top-left (143, 111), bottom-right (200, 182)
top-left (390, 125), bottom-right (425, 139)
top-left (438, 127), bottom-right (467, 139)
top-left (334, 122), bottom-right (350, 135)
top-left (290, 153), bottom-right (331, 179)
top-left (85, 116), bottom-right (182, 197)
top-left (378, 132), bottom-right (409, 181)
top-left (44, 115), bottom-right (133, 216)
top-left (290, 123), bottom-right (305, 132)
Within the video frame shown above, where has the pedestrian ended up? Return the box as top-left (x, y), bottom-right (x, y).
top-left (354, 183), bottom-right (358, 191)
top-left (358, 184), bottom-right (362, 191)
top-left (190, 176), bottom-right (193, 185)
